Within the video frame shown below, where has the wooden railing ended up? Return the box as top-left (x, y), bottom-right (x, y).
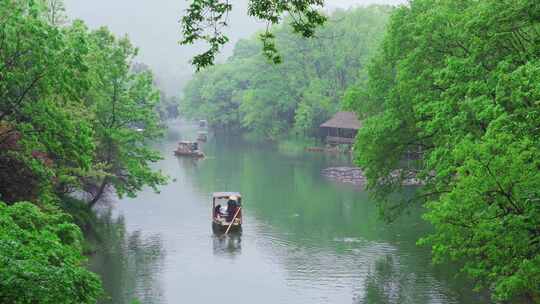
top-left (326, 136), bottom-right (355, 145)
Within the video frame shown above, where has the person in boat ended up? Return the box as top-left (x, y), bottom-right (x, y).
top-left (226, 196), bottom-right (238, 222)
top-left (214, 204), bottom-right (222, 218)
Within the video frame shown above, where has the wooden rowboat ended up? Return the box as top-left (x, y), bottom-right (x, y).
top-left (174, 141), bottom-right (204, 158)
top-left (212, 192), bottom-right (242, 234)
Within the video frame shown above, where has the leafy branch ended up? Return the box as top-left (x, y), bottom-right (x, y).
top-left (180, 0), bottom-right (326, 70)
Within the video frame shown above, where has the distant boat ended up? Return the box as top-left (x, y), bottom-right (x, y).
top-left (197, 131), bottom-right (208, 142)
top-left (212, 192), bottom-right (242, 234)
top-left (174, 141), bottom-right (204, 158)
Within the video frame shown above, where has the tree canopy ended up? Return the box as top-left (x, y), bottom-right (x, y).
top-left (0, 0), bottom-right (167, 206)
top-left (2, 0), bottom-right (539, 302)
top-left (0, 1), bottom-right (169, 302)
top-left (180, 0), bottom-right (327, 70)
top-left (82, 26), bottom-right (167, 207)
top-left (347, 0), bottom-right (540, 301)
top-left (0, 0), bottom-right (95, 203)
top-left (181, 6), bottom-right (391, 139)
top-left (0, 201), bottom-right (102, 303)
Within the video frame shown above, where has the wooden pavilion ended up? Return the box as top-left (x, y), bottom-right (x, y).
top-left (320, 111), bottom-right (361, 145)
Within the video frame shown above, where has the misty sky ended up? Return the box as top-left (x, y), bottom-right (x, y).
top-left (64, 0), bottom-right (407, 95)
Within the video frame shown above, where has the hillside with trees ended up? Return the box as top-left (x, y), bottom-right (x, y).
top-left (0, 1), bottom-right (166, 301)
top-left (347, 0), bottom-right (540, 301)
top-left (181, 6), bottom-right (391, 139)
top-left (181, 1), bottom-right (540, 301)
top-left (2, 0), bottom-right (539, 302)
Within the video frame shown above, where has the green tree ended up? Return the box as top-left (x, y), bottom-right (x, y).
top-left (179, 0), bottom-right (326, 70)
top-left (0, 1), bottom-right (166, 208)
top-left (82, 28), bottom-right (167, 207)
top-left (348, 0), bottom-right (540, 301)
top-left (0, 201), bottom-right (102, 303)
top-left (181, 6), bottom-right (391, 139)
top-left (0, 1), bottom-right (169, 302)
top-left (0, 0), bottom-right (94, 203)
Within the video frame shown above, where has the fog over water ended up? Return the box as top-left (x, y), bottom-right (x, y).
top-left (64, 0), bottom-right (407, 95)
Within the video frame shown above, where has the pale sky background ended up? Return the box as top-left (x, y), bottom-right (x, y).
top-left (64, 0), bottom-right (407, 95)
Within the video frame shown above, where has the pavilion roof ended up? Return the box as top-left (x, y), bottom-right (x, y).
top-left (320, 111), bottom-right (362, 130)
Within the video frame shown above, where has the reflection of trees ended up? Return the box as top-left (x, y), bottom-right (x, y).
top-left (127, 232), bottom-right (165, 304)
top-left (176, 157), bottom-right (200, 172)
top-left (357, 254), bottom-right (426, 304)
top-left (212, 233), bottom-right (242, 258)
top-left (191, 135), bottom-right (387, 242)
top-left (89, 211), bottom-right (165, 304)
top-left (182, 135), bottom-right (488, 303)
top-left (358, 254), bottom-right (402, 304)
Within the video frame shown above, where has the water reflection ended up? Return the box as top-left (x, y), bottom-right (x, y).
top-left (358, 254), bottom-right (413, 304)
top-left (89, 210), bottom-right (165, 304)
top-left (90, 122), bottom-right (490, 304)
top-left (176, 157), bottom-right (201, 170)
top-left (212, 233), bottom-right (242, 258)
top-left (189, 130), bottom-right (487, 303)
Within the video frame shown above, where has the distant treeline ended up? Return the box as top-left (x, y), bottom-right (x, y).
top-left (181, 6), bottom-right (392, 139)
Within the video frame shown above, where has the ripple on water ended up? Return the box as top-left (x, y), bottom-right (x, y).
top-left (92, 124), bottom-right (491, 304)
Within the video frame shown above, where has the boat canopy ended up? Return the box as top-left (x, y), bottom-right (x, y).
top-left (212, 192), bottom-right (242, 199)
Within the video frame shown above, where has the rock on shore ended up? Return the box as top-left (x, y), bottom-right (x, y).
top-left (321, 167), bottom-right (366, 186)
top-left (321, 167), bottom-right (423, 187)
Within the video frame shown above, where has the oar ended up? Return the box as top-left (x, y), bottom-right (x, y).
top-left (225, 207), bottom-right (241, 234)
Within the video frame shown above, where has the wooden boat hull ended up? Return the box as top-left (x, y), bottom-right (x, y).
top-left (174, 150), bottom-right (204, 157)
top-left (212, 221), bottom-right (242, 234)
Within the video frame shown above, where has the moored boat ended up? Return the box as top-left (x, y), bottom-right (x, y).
top-left (174, 141), bottom-right (204, 158)
top-left (197, 131), bottom-right (208, 142)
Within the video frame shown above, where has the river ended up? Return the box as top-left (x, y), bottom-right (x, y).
top-left (89, 121), bottom-right (490, 304)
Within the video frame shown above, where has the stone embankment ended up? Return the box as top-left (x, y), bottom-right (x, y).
top-left (306, 146), bottom-right (341, 153)
top-left (321, 167), bottom-right (423, 187)
top-left (321, 167), bottom-right (366, 186)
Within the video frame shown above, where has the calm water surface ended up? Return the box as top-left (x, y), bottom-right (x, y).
top-left (90, 121), bottom-right (489, 304)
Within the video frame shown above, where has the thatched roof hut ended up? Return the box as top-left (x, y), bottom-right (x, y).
top-left (320, 111), bottom-right (361, 145)
top-left (320, 111), bottom-right (361, 130)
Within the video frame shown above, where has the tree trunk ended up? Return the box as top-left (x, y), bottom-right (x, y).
top-left (88, 177), bottom-right (108, 209)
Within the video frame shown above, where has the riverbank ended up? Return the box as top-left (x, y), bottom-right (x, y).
top-left (321, 166), bottom-right (423, 187)
top-left (60, 197), bottom-right (103, 255)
